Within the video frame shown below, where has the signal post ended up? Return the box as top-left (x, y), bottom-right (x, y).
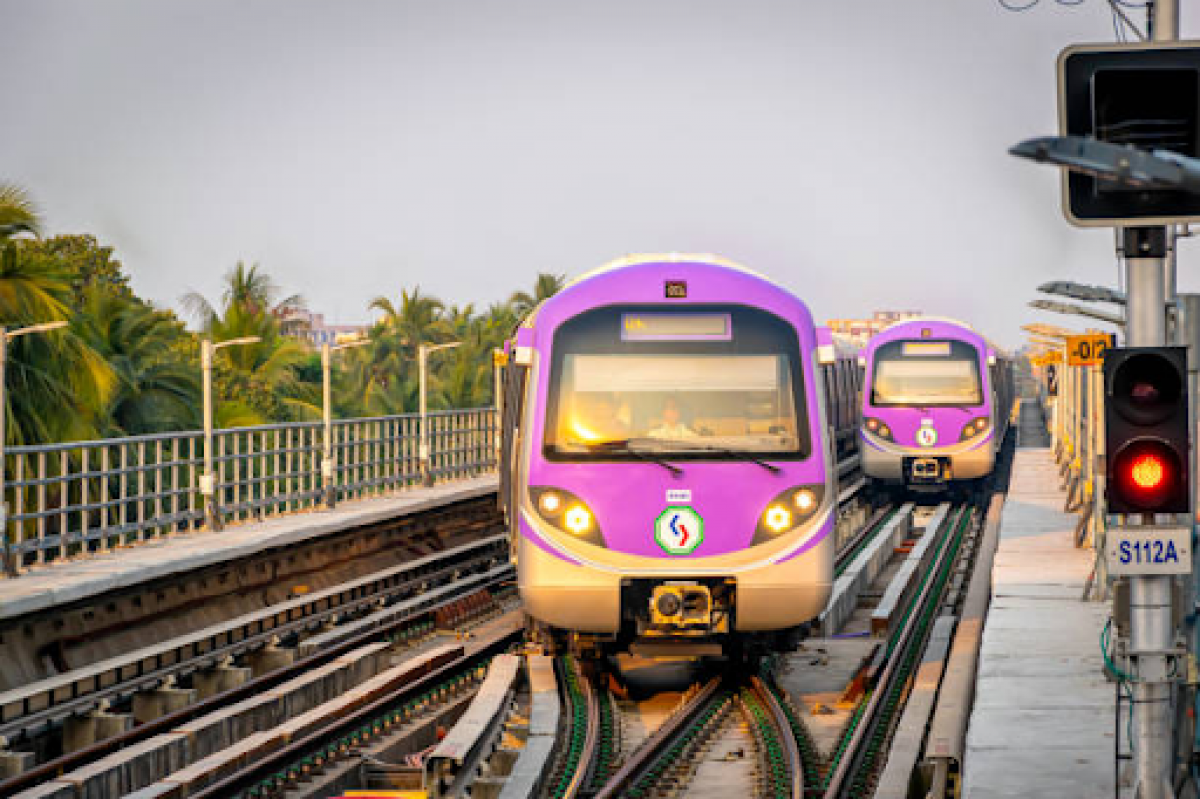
top-left (1013, 1), bottom-right (1197, 794)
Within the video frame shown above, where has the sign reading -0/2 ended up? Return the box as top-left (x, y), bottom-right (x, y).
top-left (1067, 333), bottom-right (1115, 367)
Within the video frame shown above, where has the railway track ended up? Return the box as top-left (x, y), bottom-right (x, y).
top-left (527, 497), bottom-right (991, 799)
top-left (0, 535), bottom-right (514, 796)
top-left (819, 504), bottom-right (977, 798)
top-left (189, 619), bottom-right (527, 798)
top-left (0, 452), bottom-right (1007, 799)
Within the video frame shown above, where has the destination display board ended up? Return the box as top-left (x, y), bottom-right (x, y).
top-left (901, 341), bottom-right (951, 357)
top-left (621, 313), bottom-right (732, 342)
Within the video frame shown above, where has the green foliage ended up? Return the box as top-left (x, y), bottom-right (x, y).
top-left (18, 234), bottom-right (133, 307)
top-left (188, 271), bottom-right (317, 425)
top-left (0, 185), bottom-right (117, 445)
top-left (0, 185), bottom-right (566, 446)
top-left (0, 184), bottom-right (39, 239)
top-left (75, 289), bottom-right (200, 436)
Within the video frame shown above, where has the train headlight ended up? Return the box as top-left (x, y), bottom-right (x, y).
top-left (539, 492), bottom-right (562, 514)
top-left (528, 486), bottom-right (604, 546)
top-left (764, 504), bottom-right (792, 533)
top-left (959, 417), bottom-right (990, 442)
top-left (864, 418), bottom-right (893, 442)
top-left (794, 489), bottom-right (817, 512)
top-left (752, 484), bottom-right (826, 545)
top-left (564, 505), bottom-right (594, 535)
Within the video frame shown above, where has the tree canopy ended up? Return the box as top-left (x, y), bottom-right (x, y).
top-left (0, 184), bottom-right (566, 445)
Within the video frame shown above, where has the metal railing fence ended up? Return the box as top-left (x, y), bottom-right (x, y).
top-left (2, 408), bottom-right (497, 571)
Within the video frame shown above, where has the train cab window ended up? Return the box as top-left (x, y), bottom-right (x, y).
top-left (544, 306), bottom-right (809, 460)
top-left (870, 340), bottom-right (983, 407)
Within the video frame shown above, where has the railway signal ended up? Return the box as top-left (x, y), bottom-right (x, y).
top-left (1055, 42), bottom-right (1200, 226)
top-left (1103, 346), bottom-right (1190, 513)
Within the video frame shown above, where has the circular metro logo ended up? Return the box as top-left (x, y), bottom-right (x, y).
top-left (654, 506), bottom-right (704, 555)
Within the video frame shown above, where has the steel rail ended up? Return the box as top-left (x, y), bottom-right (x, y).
top-left (189, 625), bottom-right (525, 799)
top-left (821, 503), bottom-right (973, 799)
top-left (921, 439), bottom-right (1015, 793)
top-left (0, 558), bottom-right (512, 797)
top-left (0, 535), bottom-right (508, 743)
top-left (834, 503), bottom-right (894, 576)
top-left (559, 661), bottom-right (601, 799)
top-left (750, 675), bottom-right (806, 799)
top-left (592, 676), bottom-right (724, 799)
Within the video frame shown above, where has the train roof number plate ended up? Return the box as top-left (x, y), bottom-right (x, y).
top-left (1106, 525), bottom-right (1191, 576)
top-left (655, 506), bottom-right (704, 555)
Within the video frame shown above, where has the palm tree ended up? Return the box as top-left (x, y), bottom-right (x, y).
top-left (0, 185), bottom-right (114, 444)
top-left (369, 287), bottom-right (447, 354)
top-left (0, 184), bottom-right (39, 240)
top-left (209, 302), bottom-right (316, 423)
top-left (509, 272), bottom-right (566, 319)
top-left (182, 264), bottom-right (315, 424)
top-left (349, 288), bottom-right (449, 414)
top-left (76, 290), bottom-right (200, 436)
top-left (182, 261), bottom-right (305, 332)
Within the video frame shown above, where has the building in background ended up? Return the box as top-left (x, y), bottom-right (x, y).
top-left (826, 310), bottom-right (923, 347)
top-left (278, 308), bottom-right (368, 347)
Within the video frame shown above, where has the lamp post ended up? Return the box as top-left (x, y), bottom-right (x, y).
top-left (1, 320), bottom-right (69, 577)
top-left (1038, 280), bottom-right (1126, 306)
top-left (418, 341), bottom-right (461, 486)
top-left (321, 337), bottom-right (369, 508)
top-left (1027, 298), bottom-right (1125, 329)
top-left (200, 336), bottom-right (260, 531)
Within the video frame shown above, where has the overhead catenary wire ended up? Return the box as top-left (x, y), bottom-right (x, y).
top-left (996, 0), bottom-right (1150, 40)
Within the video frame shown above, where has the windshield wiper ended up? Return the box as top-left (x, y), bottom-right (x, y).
top-left (585, 439), bottom-right (684, 477)
top-left (656, 440), bottom-right (783, 475)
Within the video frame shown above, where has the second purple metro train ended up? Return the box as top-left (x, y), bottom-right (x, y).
top-left (497, 254), bottom-right (862, 658)
top-left (859, 317), bottom-right (1013, 491)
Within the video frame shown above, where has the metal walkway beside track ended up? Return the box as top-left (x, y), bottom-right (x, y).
top-left (962, 448), bottom-right (1113, 798)
top-left (0, 476), bottom-right (497, 622)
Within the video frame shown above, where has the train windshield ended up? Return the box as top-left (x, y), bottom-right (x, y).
top-left (870, 339), bottom-right (983, 406)
top-left (544, 306), bottom-right (809, 460)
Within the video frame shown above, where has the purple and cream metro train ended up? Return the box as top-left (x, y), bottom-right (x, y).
top-left (498, 254), bottom-right (860, 657)
top-left (859, 318), bottom-right (1013, 491)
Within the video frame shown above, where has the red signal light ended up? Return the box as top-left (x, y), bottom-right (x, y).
top-left (1129, 453), bottom-right (1166, 491)
top-left (1111, 440), bottom-right (1181, 511)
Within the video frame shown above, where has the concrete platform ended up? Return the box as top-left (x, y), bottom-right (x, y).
top-left (962, 448), bottom-right (1113, 798)
top-left (0, 476), bottom-right (497, 622)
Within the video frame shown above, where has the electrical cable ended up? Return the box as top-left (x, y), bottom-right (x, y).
top-left (1108, 0), bottom-right (1148, 39)
top-left (997, 0), bottom-right (1148, 42)
top-left (1103, 618), bottom-right (1137, 752)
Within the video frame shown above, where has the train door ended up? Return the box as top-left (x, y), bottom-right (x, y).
top-left (498, 343), bottom-right (528, 544)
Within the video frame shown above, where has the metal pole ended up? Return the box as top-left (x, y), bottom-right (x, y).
top-left (1125, 220), bottom-right (1175, 797)
top-left (321, 343), bottom-right (335, 508)
top-left (0, 329), bottom-right (10, 578)
top-left (200, 339), bottom-right (222, 531)
top-left (419, 344), bottom-right (430, 486)
top-left (1150, 0), bottom-right (1179, 40)
top-left (493, 349), bottom-right (504, 462)
top-left (1181, 296), bottom-right (1200, 676)
top-left (1093, 361), bottom-right (1107, 575)
top-left (1080, 359), bottom-right (1089, 479)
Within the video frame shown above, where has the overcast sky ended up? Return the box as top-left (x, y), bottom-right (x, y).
top-left (3, 1), bottom-right (1198, 347)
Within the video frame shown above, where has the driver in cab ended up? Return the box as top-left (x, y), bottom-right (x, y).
top-left (648, 397), bottom-right (696, 440)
